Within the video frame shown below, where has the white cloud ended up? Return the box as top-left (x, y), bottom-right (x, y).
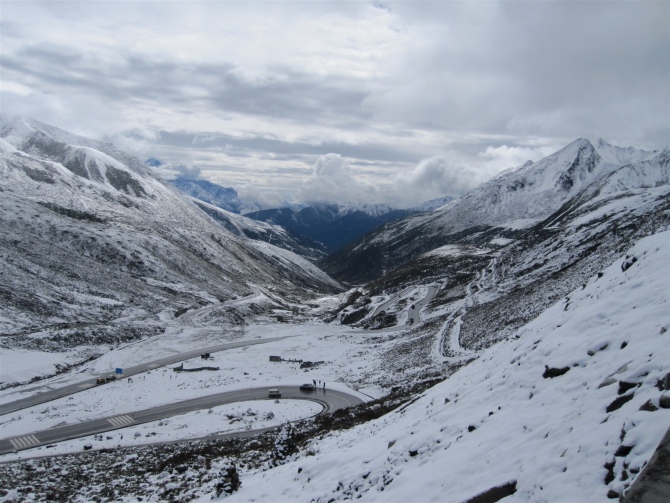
top-left (237, 184), bottom-right (286, 213)
top-left (228, 66), bottom-right (289, 88)
top-left (151, 164), bottom-right (201, 181)
top-left (297, 154), bottom-right (381, 206)
top-left (386, 155), bottom-right (494, 208)
top-left (477, 144), bottom-right (560, 173)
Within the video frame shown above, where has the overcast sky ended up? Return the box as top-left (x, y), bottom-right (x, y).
top-left (2, 1), bottom-right (668, 209)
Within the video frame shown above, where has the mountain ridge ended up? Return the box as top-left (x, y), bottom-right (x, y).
top-left (320, 138), bottom-right (669, 284)
top-left (0, 115), bottom-right (341, 340)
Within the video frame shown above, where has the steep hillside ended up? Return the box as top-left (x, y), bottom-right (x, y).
top-left (0, 115), bottom-right (341, 347)
top-left (221, 231), bottom-right (670, 503)
top-left (192, 200), bottom-right (328, 261)
top-left (321, 139), bottom-right (666, 284)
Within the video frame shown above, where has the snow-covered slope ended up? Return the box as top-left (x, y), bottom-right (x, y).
top-left (169, 177), bottom-right (246, 214)
top-left (216, 231), bottom-right (670, 503)
top-left (192, 200), bottom-right (329, 261)
top-left (0, 115), bottom-right (341, 340)
top-left (322, 139), bottom-right (667, 284)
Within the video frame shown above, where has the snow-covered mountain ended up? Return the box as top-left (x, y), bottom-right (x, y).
top-left (408, 195), bottom-right (454, 212)
top-left (154, 171), bottom-right (418, 255)
top-left (246, 204), bottom-right (416, 253)
top-left (322, 138), bottom-right (668, 284)
top-left (170, 177), bottom-right (246, 214)
top-left (0, 115), bottom-right (341, 341)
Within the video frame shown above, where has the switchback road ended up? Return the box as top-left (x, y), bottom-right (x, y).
top-left (0, 386), bottom-right (363, 456)
top-left (0, 336), bottom-right (292, 416)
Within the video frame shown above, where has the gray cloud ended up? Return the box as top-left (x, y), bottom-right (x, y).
top-left (1, 0), bottom-right (667, 210)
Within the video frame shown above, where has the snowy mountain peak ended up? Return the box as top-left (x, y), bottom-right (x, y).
top-left (593, 137), bottom-right (660, 165)
top-left (0, 114), bottom-right (109, 153)
top-left (322, 136), bottom-right (670, 284)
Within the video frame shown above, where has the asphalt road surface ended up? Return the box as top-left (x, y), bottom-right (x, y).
top-left (0, 336), bottom-right (291, 416)
top-left (0, 386), bottom-right (363, 456)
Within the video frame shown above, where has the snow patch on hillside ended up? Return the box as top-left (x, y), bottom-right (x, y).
top-left (423, 244), bottom-right (489, 258)
top-left (212, 230), bottom-right (670, 503)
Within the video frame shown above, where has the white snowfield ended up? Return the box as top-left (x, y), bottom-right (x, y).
top-left (203, 231), bottom-right (670, 503)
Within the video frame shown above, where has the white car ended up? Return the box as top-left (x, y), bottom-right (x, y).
top-left (268, 388), bottom-right (281, 398)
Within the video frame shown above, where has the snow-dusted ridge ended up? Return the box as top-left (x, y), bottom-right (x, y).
top-left (0, 114), bottom-right (341, 339)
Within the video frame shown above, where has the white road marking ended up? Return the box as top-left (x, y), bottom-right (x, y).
top-left (9, 434), bottom-right (39, 450)
top-left (107, 415), bottom-right (135, 428)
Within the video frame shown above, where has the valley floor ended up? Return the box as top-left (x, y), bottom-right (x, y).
top-left (0, 233), bottom-right (668, 502)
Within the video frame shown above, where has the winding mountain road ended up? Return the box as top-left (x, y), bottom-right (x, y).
top-left (0, 285), bottom-right (439, 458)
top-left (0, 336), bottom-right (292, 417)
top-left (368, 284), bottom-right (439, 329)
top-left (0, 386), bottom-right (362, 456)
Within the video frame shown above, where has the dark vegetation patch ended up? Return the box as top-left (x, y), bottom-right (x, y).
top-left (340, 306), bottom-right (369, 325)
top-left (104, 166), bottom-right (146, 197)
top-left (2, 324), bottom-right (164, 353)
top-left (36, 202), bottom-right (105, 223)
top-left (360, 311), bottom-right (398, 329)
top-left (21, 165), bottom-right (55, 184)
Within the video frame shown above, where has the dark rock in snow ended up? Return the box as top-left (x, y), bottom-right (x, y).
top-left (543, 365), bottom-right (570, 378)
top-left (607, 393), bottom-right (636, 413)
top-left (462, 480), bottom-right (517, 503)
top-left (618, 381), bottom-right (640, 395)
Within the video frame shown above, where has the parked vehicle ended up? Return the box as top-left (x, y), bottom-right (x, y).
top-left (105, 376), bottom-right (117, 382)
top-left (96, 378), bottom-right (106, 385)
top-left (300, 383), bottom-right (316, 391)
top-left (268, 388), bottom-right (281, 398)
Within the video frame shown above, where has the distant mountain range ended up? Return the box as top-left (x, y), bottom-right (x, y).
top-left (244, 204), bottom-right (417, 254)
top-left (148, 161), bottom-right (453, 255)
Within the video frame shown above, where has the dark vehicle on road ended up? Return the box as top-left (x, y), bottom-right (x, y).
top-left (105, 376), bottom-right (117, 382)
top-left (299, 383), bottom-right (316, 392)
top-left (268, 389), bottom-right (281, 398)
